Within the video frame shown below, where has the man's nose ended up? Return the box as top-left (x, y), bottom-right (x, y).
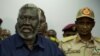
top-left (25, 18), bottom-right (30, 24)
top-left (82, 24), bottom-right (88, 28)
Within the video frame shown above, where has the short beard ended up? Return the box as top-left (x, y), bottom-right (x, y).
top-left (16, 24), bottom-right (38, 41)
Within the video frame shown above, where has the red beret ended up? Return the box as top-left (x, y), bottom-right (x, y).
top-left (62, 24), bottom-right (75, 32)
top-left (0, 18), bottom-right (3, 24)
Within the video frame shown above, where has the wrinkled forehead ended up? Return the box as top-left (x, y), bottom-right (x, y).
top-left (19, 7), bottom-right (39, 16)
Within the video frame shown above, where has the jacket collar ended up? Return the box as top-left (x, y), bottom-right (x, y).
top-left (15, 33), bottom-right (45, 49)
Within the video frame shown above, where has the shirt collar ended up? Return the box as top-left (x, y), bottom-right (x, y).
top-left (74, 33), bottom-right (94, 44)
top-left (15, 33), bottom-right (45, 49)
top-left (35, 34), bottom-right (45, 49)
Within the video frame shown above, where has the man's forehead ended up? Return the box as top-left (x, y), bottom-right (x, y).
top-left (19, 8), bottom-right (38, 16)
top-left (77, 17), bottom-right (94, 21)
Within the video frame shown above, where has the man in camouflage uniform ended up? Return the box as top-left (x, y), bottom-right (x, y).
top-left (59, 7), bottom-right (100, 56)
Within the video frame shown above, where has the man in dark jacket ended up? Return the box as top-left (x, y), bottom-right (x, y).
top-left (0, 3), bottom-right (64, 56)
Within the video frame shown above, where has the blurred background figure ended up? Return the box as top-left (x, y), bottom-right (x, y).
top-left (0, 18), bottom-right (11, 40)
top-left (62, 23), bottom-right (77, 37)
top-left (0, 18), bottom-right (3, 40)
top-left (47, 29), bottom-right (59, 46)
top-left (1, 29), bottom-right (11, 40)
top-left (38, 22), bottom-right (48, 36)
top-left (38, 8), bottom-right (48, 38)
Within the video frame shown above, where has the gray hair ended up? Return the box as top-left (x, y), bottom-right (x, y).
top-left (18, 3), bottom-right (41, 20)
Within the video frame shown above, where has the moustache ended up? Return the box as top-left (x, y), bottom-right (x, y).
top-left (20, 24), bottom-right (33, 31)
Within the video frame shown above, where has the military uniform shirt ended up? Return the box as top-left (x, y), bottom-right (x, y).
top-left (59, 34), bottom-right (100, 56)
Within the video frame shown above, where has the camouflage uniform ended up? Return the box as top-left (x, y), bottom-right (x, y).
top-left (59, 7), bottom-right (100, 56)
top-left (59, 34), bottom-right (100, 56)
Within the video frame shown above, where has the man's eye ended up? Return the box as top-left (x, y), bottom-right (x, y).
top-left (77, 22), bottom-right (83, 24)
top-left (29, 17), bottom-right (35, 20)
top-left (40, 20), bottom-right (44, 23)
top-left (19, 16), bottom-right (25, 19)
top-left (31, 16), bottom-right (38, 20)
top-left (87, 22), bottom-right (93, 24)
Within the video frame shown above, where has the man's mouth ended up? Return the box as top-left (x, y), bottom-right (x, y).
top-left (20, 26), bottom-right (33, 33)
top-left (22, 28), bottom-right (32, 33)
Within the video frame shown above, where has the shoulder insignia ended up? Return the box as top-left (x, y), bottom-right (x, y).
top-left (94, 37), bottom-right (100, 42)
top-left (61, 36), bottom-right (75, 42)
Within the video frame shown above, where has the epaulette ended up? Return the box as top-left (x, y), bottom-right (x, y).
top-left (61, 36), bottom-right (75, 42)
top-left (94, 37), bottom-right (100, 42)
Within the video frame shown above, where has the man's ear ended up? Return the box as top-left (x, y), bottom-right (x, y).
top-left (75, 21), bottom-right (77, 24)
top-left (92, 21), bottom-right (95, 28)
top-left (75, 21), bottom-right (78, 30)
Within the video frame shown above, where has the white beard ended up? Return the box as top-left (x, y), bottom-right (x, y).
top-left (16, 24), bottom-right (38, 40)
